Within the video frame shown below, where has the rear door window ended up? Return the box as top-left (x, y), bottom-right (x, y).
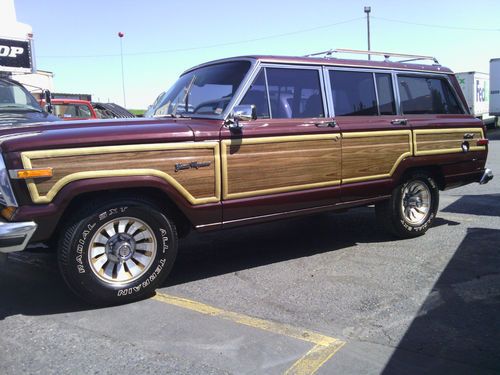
top-left (397, 75), bottom-right (463, 114)
top-left (329, 71), bottom-right (378, 116)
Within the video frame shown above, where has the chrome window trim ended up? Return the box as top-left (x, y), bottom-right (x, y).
top-left (263, 68), bottom-right (273, 118)
top-left (372, 73), bottom-right (381, 116)
top-left (0, 156), bottom-right (18, 207)
top-left (322, 66), bottom-right (334, 117)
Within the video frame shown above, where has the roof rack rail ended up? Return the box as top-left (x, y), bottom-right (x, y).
top-left (304, 48), bottom-right (440, 65)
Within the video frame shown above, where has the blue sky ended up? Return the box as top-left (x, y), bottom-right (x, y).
top-left (15, 0), bottom-right (500, 109)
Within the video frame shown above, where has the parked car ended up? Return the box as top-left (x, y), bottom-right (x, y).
top-left (92, 102), bottom-right (135, 119)
top-left (0, 50), bottom-right (492, 305)
top-left (0, 76), bottom-right (59, 127)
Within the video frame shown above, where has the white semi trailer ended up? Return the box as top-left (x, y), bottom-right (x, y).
top-left (456, 71), bottom-right (496, 127)
top-left (490, 59), bottom-right (500, 125)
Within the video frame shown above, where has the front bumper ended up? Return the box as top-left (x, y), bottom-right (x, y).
top-left (0, 219), bottom-right (37, 253)
top-left (480, 168), bottom-right (493, 185)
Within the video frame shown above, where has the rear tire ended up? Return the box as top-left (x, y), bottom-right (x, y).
top-left (376, 173), bottom-right (439, 238)
top-left (58, 197), bottom-right (178, 305)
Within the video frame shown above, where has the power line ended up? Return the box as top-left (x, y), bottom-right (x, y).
top-left (373, 16), bottom-right (500, 32)
top-left (38, 17), bottom-right (364, 59)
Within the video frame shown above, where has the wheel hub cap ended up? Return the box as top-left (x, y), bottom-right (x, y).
top-left (88, 217), bottom-right (157, 285)
top-left (401, 181), bottom-right (431, 226)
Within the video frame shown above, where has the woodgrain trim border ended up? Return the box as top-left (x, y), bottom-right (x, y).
top-left (221, 134), bottom-right (342, 200)
top-left (413, 128), bottom-right (486, 156)
top-left (21, 142), bottom-right (221, 205)
top-left (342, 130), bottom-right (413, 184)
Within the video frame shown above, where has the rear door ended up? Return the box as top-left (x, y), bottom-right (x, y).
top-left (325, 68), bottom-right (413, 202)
top-left (220, 65), bottom-right (342, 224)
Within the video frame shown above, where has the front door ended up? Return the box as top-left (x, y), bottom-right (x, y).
top-left (220, 65), bottom-right (342, 224)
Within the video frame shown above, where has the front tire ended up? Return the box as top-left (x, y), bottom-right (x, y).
top-left (376, 173), bottom-right (439, 238)
top-left (58, 197), bottom-right (178, 305)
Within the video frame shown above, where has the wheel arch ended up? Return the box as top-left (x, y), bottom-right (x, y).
top-left (20, 175), bottom-right (219, 244)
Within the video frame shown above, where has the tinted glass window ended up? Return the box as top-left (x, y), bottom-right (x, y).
top-left (266, 68), bottom-right (324, 118)
top-left (376, 73), bottom-right (396, 115)
top-left (151, 61), bottom-right (251, 118)
top-left (398, 76), bottom-right (463, 114)
top-left (240, 70), bottom-right (270, 119)
top-left (330, 71), bottom-right (378, 116)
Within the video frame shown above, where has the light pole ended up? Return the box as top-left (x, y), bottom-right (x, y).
top-left (364, 6), bottom-right (371, 60)
top-left (118, 31), bottom-right (126, 108)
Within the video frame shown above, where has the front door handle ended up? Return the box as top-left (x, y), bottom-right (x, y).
top-left (315, 120), bottom-right (338, 128)
top-left (391, 118), bottom-right (408, 126)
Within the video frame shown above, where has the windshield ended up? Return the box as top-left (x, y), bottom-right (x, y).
top-left (53, 103), bottom-right (92, 119)
top-left (0, 79), bottom-right (42, 112)
top-left (149, 61), bottom-right (251, 118)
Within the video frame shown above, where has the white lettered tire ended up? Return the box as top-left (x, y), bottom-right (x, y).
top-left (58, 197), bottom-right (178, 305)
top-left (375, 173), bottom-right (439, 238)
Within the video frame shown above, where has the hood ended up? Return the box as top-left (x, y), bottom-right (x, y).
top-left (0, 111), bottom-right (60, 128)
top-left (0, 117), bottom-right (200, 153)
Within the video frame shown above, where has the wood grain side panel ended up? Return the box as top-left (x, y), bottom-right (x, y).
top-left (22, 142), bottom-right (221, 204)
top-left (30, 149), bottom-right (216, 198)
top-left (342, 133), bottom-right (411, 182)
top-left (223, 137), bottom-right (341, 199)
top-left (414, 129), bottom-right (485, 155)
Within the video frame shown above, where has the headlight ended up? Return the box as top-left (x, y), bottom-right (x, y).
top-left (0, 156), bottom-right (18, 207)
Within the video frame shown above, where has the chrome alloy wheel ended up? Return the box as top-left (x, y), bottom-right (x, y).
top-left (88, 217), bottom-right (157, 285)
top-left (401, 181), bottom-right (432, 226)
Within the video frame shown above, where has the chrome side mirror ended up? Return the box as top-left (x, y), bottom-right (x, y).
top-left (226, 104), bottom-right (256, 131)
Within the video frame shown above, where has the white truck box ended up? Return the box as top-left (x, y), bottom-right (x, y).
top-left (490, 58), bottom-right (500, 116)
top-left (456, 72), bottom-right (489, 116)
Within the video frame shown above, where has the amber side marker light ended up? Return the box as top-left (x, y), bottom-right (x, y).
top-left (1, 206), bottom-right (16, 220)
top-left (10, 168), bottom-right (53, 179)
top-left (477, 139), bottom-right (489, 146)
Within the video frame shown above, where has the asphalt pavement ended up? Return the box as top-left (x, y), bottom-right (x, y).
top-left (1, 131), bottom-right (499, 374)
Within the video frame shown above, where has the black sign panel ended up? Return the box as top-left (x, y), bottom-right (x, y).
top-left (0, 38), bottom-right (33, 72)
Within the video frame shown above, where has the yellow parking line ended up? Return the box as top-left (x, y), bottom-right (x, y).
top-left (284, 342), bottom-right (345, 375)
top-left (152, 292), bottom-right (345, 374)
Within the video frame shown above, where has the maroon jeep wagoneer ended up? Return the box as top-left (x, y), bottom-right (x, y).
top-left (0, 49), bottom-right (493, 304)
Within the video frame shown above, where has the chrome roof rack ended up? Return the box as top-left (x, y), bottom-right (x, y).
top-left (304, 48), bottom-right (440, 65)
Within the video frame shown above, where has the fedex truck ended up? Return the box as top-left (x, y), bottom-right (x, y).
top-left (490, 59), bottom-right (500, 123)
top-left (455, 71), bottom-right (496, 127)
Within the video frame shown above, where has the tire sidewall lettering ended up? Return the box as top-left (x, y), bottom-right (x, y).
top-left (69, 205), bottom-right (173, 300)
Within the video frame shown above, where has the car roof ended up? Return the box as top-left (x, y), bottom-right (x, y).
top-left (183, 55), bottom-right (453, 75)
top-left (51, 99), bottom-right (92, 105)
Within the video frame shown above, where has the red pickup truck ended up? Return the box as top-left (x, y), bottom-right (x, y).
top-left (50, 99), bottom-right (98, 120)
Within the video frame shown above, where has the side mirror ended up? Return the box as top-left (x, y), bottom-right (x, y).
top-left (226, 104), bottom-right (256, 131)
top-left (44, 90), bottom-right (53, 113)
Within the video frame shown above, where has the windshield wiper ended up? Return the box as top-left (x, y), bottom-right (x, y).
top-left (171, 75), bottom-right (196, 117)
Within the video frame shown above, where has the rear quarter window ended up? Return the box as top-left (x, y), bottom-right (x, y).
top-left (397, 75), bottom-right (463, 115)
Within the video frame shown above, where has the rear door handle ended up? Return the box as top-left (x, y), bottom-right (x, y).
top-left (315, 120), bottom-right (338, 128)
top-left (391, 118), bottom-right (408, 126)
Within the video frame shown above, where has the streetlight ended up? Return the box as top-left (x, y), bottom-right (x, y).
top-left (364, 6), bottom-right (371, 60)
top-left (118, 31), bottom-right (126, 108)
